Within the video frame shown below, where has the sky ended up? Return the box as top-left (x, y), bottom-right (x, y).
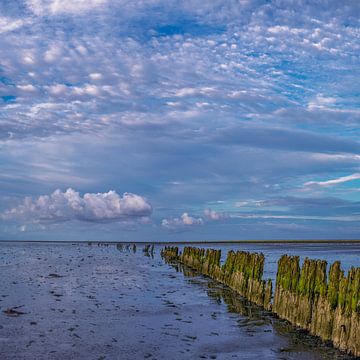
top-left (0, 0), bottom-right (359, 241)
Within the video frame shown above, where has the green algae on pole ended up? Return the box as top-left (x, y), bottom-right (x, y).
top-left (161, 246), bottom-right (360, 357)
top-left (161, 246), bottom-right (272, 309)
top-left (221, 250), bottom-right (272, 309)
top-left (161, 246), bottom-right (179, 262)
top-left (273, 255), bottom-right (360, 356)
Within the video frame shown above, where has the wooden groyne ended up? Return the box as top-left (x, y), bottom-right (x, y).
top-left (161, 246), bottom-right (360, 357)
top-left (274, 255), bottom-right (360, 356)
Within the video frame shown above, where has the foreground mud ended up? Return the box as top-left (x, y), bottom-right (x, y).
top-left (0, 242), bottom-right (357, 359)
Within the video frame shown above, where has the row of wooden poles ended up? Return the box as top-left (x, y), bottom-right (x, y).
top-left (161, 246), bottom-right (360, 357)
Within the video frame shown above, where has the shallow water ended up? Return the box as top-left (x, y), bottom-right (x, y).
top-left (0, 242), bottom-right (358, 359)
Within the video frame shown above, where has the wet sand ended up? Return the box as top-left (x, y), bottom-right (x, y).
top-left (0, 243), bottom-right (356, 359)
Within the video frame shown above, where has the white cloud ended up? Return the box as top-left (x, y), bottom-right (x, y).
top-left (304, 173), bottom-right (360, 187)
top-left (17, 84), bottom-right (37, 92)
top-left (162, 212), bottom-right (203, 230)
top-left (47, 84), bottom-right (68, 96)
top-left (1, 1), bottom-right (359, 143)
top-left (235, 200), bottom-right (265, 207)
top-left (22, 55), bottom-right (36, 65)
top-left (203, 208), bottom-right (228, 220)
top-left (182, 212), bottom-right (202, 225)
top-left (308, 94), bottom-right (337, 110)
top-left (2, 188), bottom-right (152, 223)
top-left (173, 87), bottom-right (217, 97)
top-left (0, 16), bottom-right (25, 34)
top-left (268, 25), bottom-right (303, 35)
top-left (73, 84), bottom-right (101, 97)
top-left (231, 213), bottom-right (360, 222)
top-left (27, 0), bottom-right (108, 16)
top-left (161, 209), bottom-right (227, 231)
top-left (89, 73), bottom-right (103, 80)
top-left (44, 44), bottom-right (63, 63)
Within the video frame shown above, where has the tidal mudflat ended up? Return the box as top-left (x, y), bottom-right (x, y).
top-left (0, 242), bottom-right (358, 359)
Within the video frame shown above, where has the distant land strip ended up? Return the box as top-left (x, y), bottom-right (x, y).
top-left (1, 239), bottom-right (360, 244)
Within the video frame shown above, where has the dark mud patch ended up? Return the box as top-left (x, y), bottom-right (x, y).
top-left (3, 307), bottom-right (27, 317)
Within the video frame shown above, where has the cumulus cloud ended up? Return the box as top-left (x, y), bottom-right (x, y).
top-left (162, 208), bottom-right (229, 230)
top-left (162, 212), bottom-right (203, 230)
top-left (203, 208), bottom-right (228, 221)
top-left (2, 188), bottom-right (152, 223)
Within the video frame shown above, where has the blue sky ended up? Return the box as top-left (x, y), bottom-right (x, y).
top-left (0, 0), bottom-right (359, 241)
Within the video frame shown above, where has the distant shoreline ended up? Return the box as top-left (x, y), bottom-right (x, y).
top-left (1, 239), bottom-right (360, 244)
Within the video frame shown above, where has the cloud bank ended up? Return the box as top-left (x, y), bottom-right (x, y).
top-left (2, 188), bottom-right (152, 223)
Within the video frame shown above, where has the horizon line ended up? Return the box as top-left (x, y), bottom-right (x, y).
top-left (1, 239), bottom-right (360, 244)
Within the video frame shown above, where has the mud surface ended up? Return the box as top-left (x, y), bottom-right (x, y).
top-left (0, 242), bottom-right (357, 359)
